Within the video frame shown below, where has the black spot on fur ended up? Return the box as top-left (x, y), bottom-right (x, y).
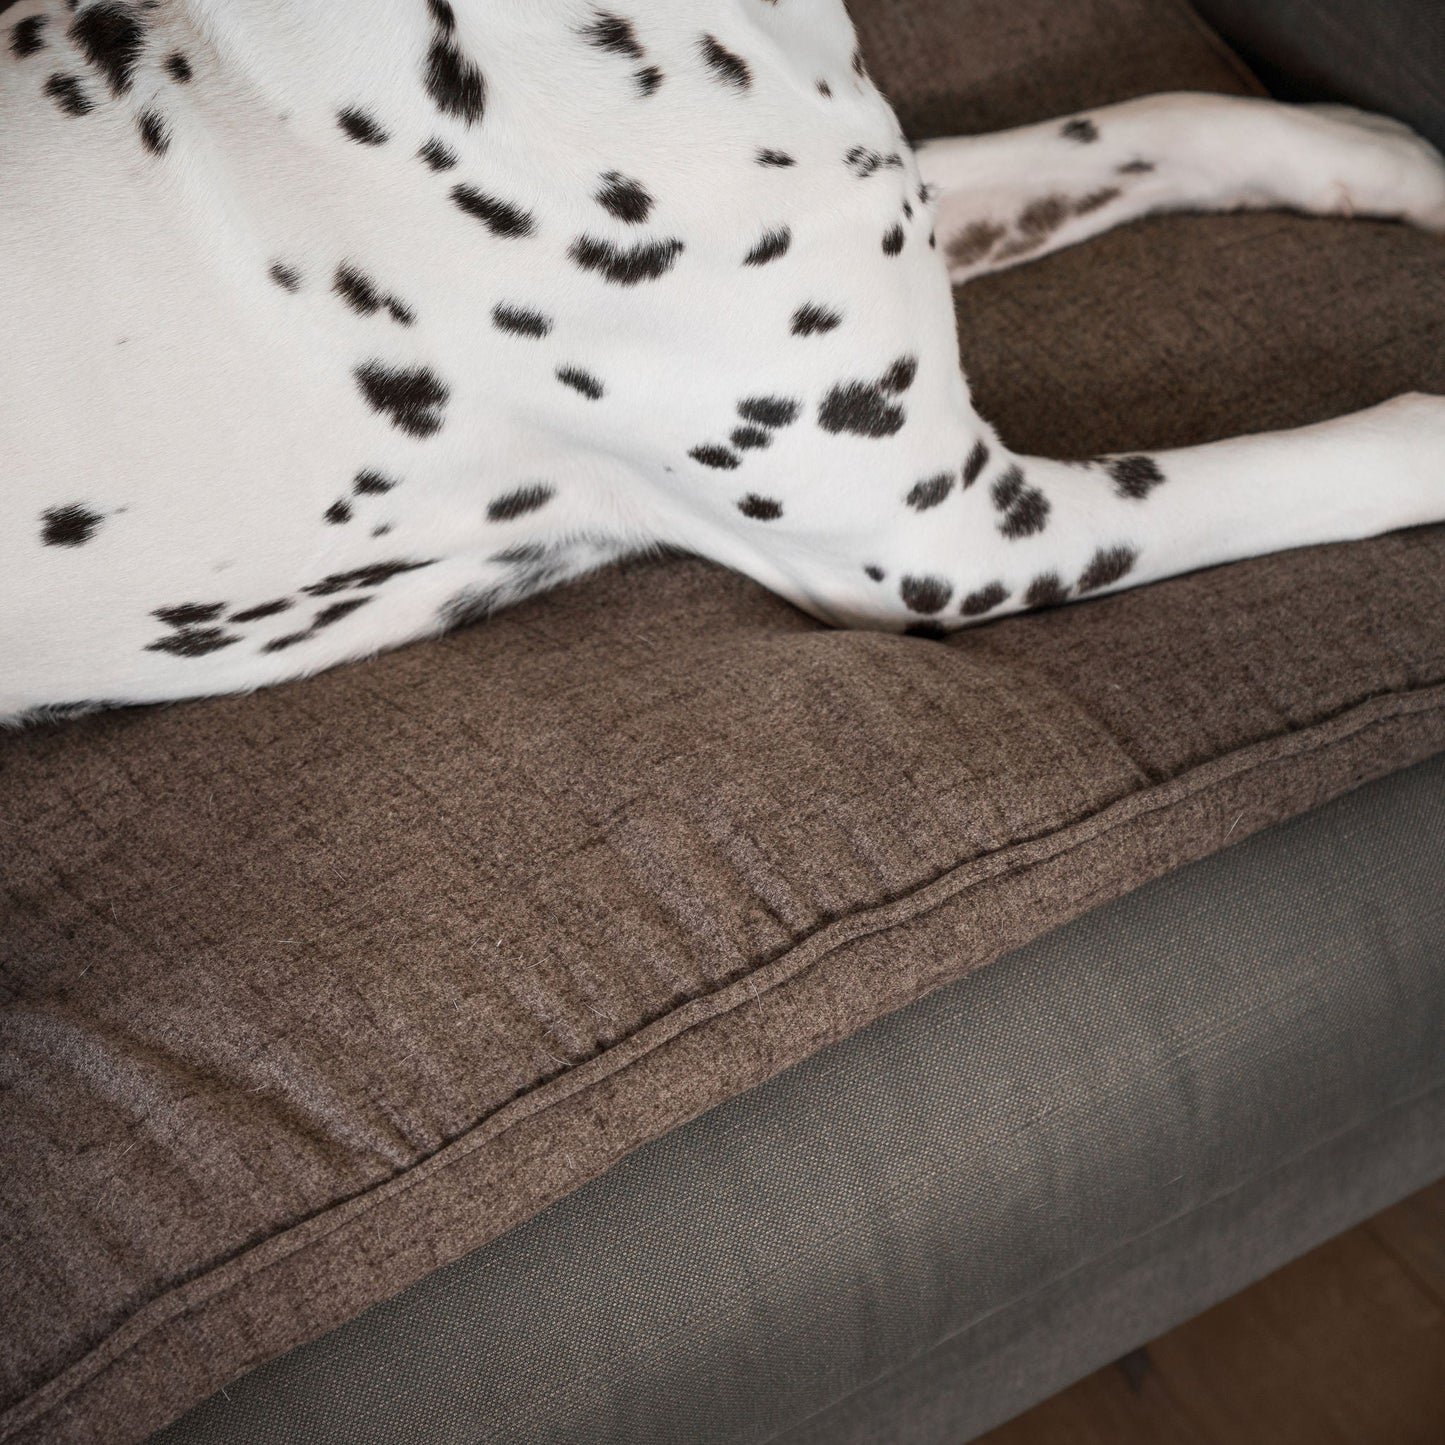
top-left (146, 627), bottom-right (240, 658)
top-left (439, 586), bottom-right (506, 629)
top-left (737, 396), bottom-right (800, 428)
top-left (229, 598), bottom-right (292, 623)
top-left (568, 234), bottom-right (684, 284)
top-left (1025, 572), bottom-right (1069, 608)
top-left (424, 34), bottom-right (486, 124)
top-left (990, 466), bottom-right (1026, 511)
top-left (164, 51), bottom-right (191, 82)
top-left (451, 184), bottom-right (535, 237)
top-left (353, 361), bottom-right (450, 436)
top-left (634, 65), bottom-right (663, 95)
top-left (962, 439), bottom-right (989, 486)
top-left (268, 261), bottom-right (301, 291)
top-left (428, 0), bottom-right (456, 32)
top-left (845, 145), bottom-right (886, 178)
top-left (1077, 544), bottom-right (1138, 593)
top-left (261, 631), bottom-right (312, 653)
top-left (302, 559), bottom-right (437, 596)
top-left (1108, 455), bottom-right (1166, 499)
top-left (730, 426), bottom-right (771, 450)
top-left (334, 264), bottom-right (382, 315)
top-left (901, 575), bottom-right (952, 614)
top-left (1018, 194), bottom-right (1070, 240)
top-left (757, 148), bottom-right (795, 167)
top-left (864, 564), bottom-right (885, 582)
top-left (492, 303), bottom-right (552, 337)
top-left (338, 107), bottom-right (388, 145)
top-left (738, 494), bottom-right (783, 520)
top-left (557, 365), bottom-right (604, 399)
top-left (689, 444), bottom-right (740, 470)
top-left (902, 198), bottom-right (913, 220)
top-left (491, 543), bottom-right (548, 565)
top-left (1062, 117), bottom-right (1099, 143)
top-left (881, 223), bottom-right (905, 256)
top-left (906, 473), bottom-right (953, 511)
top-left (879, 355), bottom-right (917, 394)
top-left (17, 701), bottom-right (113, 724)
top-left (816, 79), bottom-right (831, 98)
top-left (41, 504), bottom-right (103, 546)
top-left (488, 482), bottom-right (555, 521)
top-left (1118, 158), bottom-right (1155, 174)
top-left (1073, 186), bottom-right (1120, 216)
top-left (136, 109), bottom-right (168, 154)
top-left (45, 73), bottom-right (93, 116)
top-left (11, 15), bottom-right (47, 56)
top-left (418, 137), bottom-right (458, 170)
top-left (948, 220), bottom-right (1005, 268)
top-left (582, 11), bottom-right (644, 61)
top-left (312, 596), bottom-right (371, 627)
top-left (991, 465), bottom-right (1051, 539)
top-left (791, 302), bottom-right (842, 336)
top-left (699, 33), bottom-right (750, 89)
top-left (960, 582), bottom-right (1008, 617)
top-left (154, 602), bottom-right (224, 627)
top-left (744, 226), bottom-right (791, 266)
top-left (70, 2), bottom-right (143, 96)
top-left (595, 171), bottom-right (652, 224)
top-left (324, 499), bottom-right (353, 524)
top-left (353, 469), bottom-right (397, 495)
top-left (818, 381), bottom-right (904, 438)
top-left (332, 265), bottom-right (412, 323)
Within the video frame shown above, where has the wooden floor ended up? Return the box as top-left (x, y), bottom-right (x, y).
top-left (977, 1177), bottom-right (1445, 1445)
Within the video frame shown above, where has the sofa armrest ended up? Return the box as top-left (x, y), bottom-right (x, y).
top-left (1189, 0), bottom-right (1445, 152)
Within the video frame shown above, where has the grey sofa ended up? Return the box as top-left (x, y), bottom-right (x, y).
top-left (154, 757), bottom-right (1445, 1444)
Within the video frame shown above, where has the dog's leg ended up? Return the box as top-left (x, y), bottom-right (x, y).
top-left (737, 394), bottom-right (1444, 634)
top-left (916, 93), bottom-right (1445, 282)
top-left (940, 395), bottom-right (1445, 627)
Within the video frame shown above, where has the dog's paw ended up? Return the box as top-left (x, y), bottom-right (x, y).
top-left (1301, 104), bottom-right (1445, 233)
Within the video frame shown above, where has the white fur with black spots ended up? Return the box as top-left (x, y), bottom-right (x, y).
top-left (3, 0), bottom-right (1443, 720)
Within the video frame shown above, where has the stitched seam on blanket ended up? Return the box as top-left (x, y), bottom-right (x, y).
top-left (5, 682), bottom-right (1443, 1440)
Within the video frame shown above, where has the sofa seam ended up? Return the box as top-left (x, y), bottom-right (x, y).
top-left (469, 927), bottom-right (1435, 1440)
top-left (4, 685), bottom-right (1443, 1442)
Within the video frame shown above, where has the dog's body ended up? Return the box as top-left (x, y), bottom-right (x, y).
top-left (4, 0), bottom-right (1444, 722)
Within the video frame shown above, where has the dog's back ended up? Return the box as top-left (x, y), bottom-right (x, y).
top-left (3, 0), bottom-right (946, 718)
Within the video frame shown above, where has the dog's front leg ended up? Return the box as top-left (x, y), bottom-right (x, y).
top-left (916, 93), bottom-right (1445, 283)
top-left (918, 395), bottom-right (1445, 628)
top-left (759, 395), bottom-right (1445, 635)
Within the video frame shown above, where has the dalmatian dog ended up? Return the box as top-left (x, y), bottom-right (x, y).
top-left (3, 0), bottom-right (1444, 723)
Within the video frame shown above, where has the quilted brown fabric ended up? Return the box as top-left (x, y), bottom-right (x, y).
top-left (3, 2), bottom-right (1444, 1442)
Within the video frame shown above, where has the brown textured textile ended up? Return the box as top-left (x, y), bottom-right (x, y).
top-left (3, 2), bottom-right (1444, 1442)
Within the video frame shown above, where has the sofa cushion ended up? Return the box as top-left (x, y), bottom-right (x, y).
top-left (3, 1), bottom-right (1444, 1441)
top-left (147, 754), bottom-right (1445, 1445)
